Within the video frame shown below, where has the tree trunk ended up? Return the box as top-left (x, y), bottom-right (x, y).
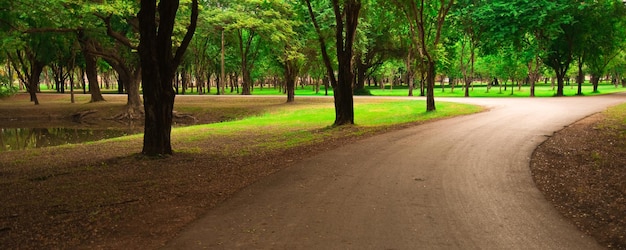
top-left (354, 56), bottom-right (367, 93)
top-left (83, 51), bottom-right (105, 102)
top-left (220, 29), bottom-right (225, 95)
top-left (27, 60), bottom-right (45, 105)
top-left (334, 53), bottom-right (355, 125)
top-left (591, 75), bottom-right (600, 92)
top-left (305, 0), bottom-right (358, 125)
top-left (241, 65), bottom-right (252, 95)
top-left (406, 51), bottom-right (414, 97)
top-left (556, 70), bottom-right (566, 97)
top-left (426, 60), bottom-right (436, 112)
top-left (106, 59), bottom-right (142, 117)
top-left (285, 60), bottom-right (297, 103)
top-left (138, 0), bottom-right (198, 156)
top-left (576, 57), bottom-right (584, 96)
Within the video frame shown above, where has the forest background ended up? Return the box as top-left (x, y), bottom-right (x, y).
top-left (3, 0), bottom-right (626, 106)
top-left (4, 0), bottom-right (626, 154)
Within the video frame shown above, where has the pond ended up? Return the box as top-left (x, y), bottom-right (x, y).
top-left (0, 127), bottom-right (143, 152)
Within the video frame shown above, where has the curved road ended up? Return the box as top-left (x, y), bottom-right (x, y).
top-left (165, 94), bottom-right (625, 249)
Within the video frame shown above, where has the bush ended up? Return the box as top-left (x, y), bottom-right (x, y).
top-left (0, 83), bottom-right (18, 98)
top-left (353, 87), bottom-right (373, 96)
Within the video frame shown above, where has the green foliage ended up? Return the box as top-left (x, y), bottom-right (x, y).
top-left (1, 0), bottom-right (625, 104)
top-left (0, 83), bottom-right (18, 98)
top-left (353, 87), bottom-right (372, 96)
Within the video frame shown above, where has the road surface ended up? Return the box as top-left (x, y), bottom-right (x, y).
top-left (165, 94), bottom-right (625, 249)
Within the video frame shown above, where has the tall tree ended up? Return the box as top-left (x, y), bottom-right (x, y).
top-left (392, 0), bottom-right (454, 112)
top-left (305, 0), bottom-right (361, 125)
top-left (1, 0), bottom-right (78, 105)
top-left (451, 0), bottom-right (481, 97)
top-left (138, 0), bottom-right (198, 156)
top-left (353, 1), bottom-right (405, 95)
top-left (472, 0), bottom-right (573, 97)
top-left (580, 0), bottom-right (626, 93)
top-left (89, 2), bottom-right (145, 117)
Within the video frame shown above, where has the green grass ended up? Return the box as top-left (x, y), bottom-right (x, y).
top-left (40, 80), bottom-right (626, 98)
top-left (599, 102), bottom-right (626, 131)
top-left (368, 82), bottom-right (626, 97)
top-left (170, 99), bottom-right (482, 150)
top-left (161, 82), bottom-right (626, 98)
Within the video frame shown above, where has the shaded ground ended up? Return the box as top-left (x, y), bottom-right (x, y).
top-left (531, 108), bottom-right (626, 249)
top-left (0, 93), bottom-right (624, 249)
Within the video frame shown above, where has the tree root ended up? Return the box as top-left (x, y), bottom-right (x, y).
top-left (109, 106), bottom-right (197, 124)
top-left (71, 110), bottom-right (98, 122)
top-left (110, 105), bottom-right (145, 121)
top-left (173, 110), bottom-right (197, 123)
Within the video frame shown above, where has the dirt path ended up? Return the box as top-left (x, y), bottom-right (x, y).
top-left (165, 94), bottom-right (626, 249)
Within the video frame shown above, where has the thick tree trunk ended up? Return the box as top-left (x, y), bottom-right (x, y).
top-left (591, 75), bottom-right (600, 92)
top-left (138, 0), bottom-right (197, 156)
top-left (332, 0), bottom-right (359, 126)
top-left (126, 76), bottom-right (143, 115)
top-left (139, 1), bottom-right (172, 155)
top-left (334, 55), bottom-right (355, 125)
top-left (83, 51), bottom-right (105, 102)
top-left (354, 57), bottom-right (367, 93)
top-left (241, 65), bottom-right (252, 95)
top-left (305, 0), bottom-right (358, 126)
top-left (27, 60), bottom-right (45, 105)
top-left (556, 70), bottom-right (566, 97)
top-left (464, 77), bottom-right (471, 97)
top-left (107, 60), bottom-right (142, 117)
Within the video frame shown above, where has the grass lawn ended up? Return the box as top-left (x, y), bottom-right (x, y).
top-left (172, 97), bottom-right (482, 151)
top-left (368, 82), bottom-right (626, 97)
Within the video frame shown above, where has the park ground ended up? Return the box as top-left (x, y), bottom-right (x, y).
top-left (0, 92), bottom-right (624, 248)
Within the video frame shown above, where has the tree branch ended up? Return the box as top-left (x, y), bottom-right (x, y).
top-left (173, 0), bottom-right (199, 68)
top-left (304, 0), bottom-right (337, 87)
top-left (94, 13), bottom-right (138, 50)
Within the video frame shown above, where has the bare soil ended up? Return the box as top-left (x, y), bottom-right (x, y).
top-left (1, 93), bottom-right (624, 249)
top-left (531, 110), bottom-right (626, 249)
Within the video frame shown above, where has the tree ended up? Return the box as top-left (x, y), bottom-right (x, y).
top-left (392, 0), bottom-right (454, 112)
top-left (138, 0), bottom-right (198, 156)
top-left (305, 0), bottom-right (361, 125)
top-left (580, 0), bottom-right (626, 94)
top-left (77, 32), bottom-right (106, 102)
top-left (353, 1), bottom-right (405, 94)
top-left (88, 2), bottom-right (145, 117)
top-left (1, 0), bottom-right (78, 105)
top-left (472, 0), bottom-right (573, 97)
top-left (451, 0), bottom-right (481, 97)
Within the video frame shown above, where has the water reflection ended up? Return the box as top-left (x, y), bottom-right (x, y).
top-left (0, 127), bottom-right (142, 152)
